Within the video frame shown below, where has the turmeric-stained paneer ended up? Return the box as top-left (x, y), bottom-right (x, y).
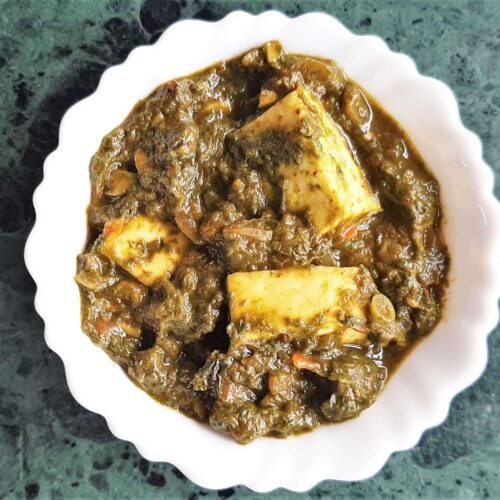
top-left (100, 215), bottom-right (191, 286)
top-left (227, 266), bottom-right (389, 345)
top-left (234, 86), bottom-right (381, 235)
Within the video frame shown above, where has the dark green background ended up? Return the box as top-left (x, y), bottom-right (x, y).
top-left (1, 0), bottom-right (499, 498)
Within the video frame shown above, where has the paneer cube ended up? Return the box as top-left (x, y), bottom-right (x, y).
top-left (227, 266), bottom-right (382, 345)
top-left (234, 86), bottom-right (381, 235)
top-left (100, 215), bottom-right (191, 286)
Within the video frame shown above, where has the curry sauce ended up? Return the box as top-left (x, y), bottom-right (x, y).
top-left (76, 42), bottom-right (448, 443)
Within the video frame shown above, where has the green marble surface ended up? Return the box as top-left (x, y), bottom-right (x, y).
top-left (1, 0), bottom-right (499, 498)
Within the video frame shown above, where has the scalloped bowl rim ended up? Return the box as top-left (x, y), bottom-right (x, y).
top-left (24, 11), bottom-right (500, 492)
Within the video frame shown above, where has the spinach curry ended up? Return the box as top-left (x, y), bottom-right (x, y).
top-left (76, 42), bottom-right (448, 443)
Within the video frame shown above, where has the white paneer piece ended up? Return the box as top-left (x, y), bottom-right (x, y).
top-left (235, 86), bottom-right (381, 235)
top-left (227, 266), bottom-right (384, 345)
top-left (100, 215), bottom-right (191, 286)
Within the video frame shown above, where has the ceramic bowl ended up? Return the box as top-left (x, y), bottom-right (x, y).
top-left (25, 11), bottom-right (500, 492)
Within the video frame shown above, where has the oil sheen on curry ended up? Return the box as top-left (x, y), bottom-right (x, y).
top-left (76, 42), bottom-right (449, 443)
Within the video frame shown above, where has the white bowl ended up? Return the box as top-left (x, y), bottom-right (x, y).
top-left (25, 11), bottom-right (500, 492)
